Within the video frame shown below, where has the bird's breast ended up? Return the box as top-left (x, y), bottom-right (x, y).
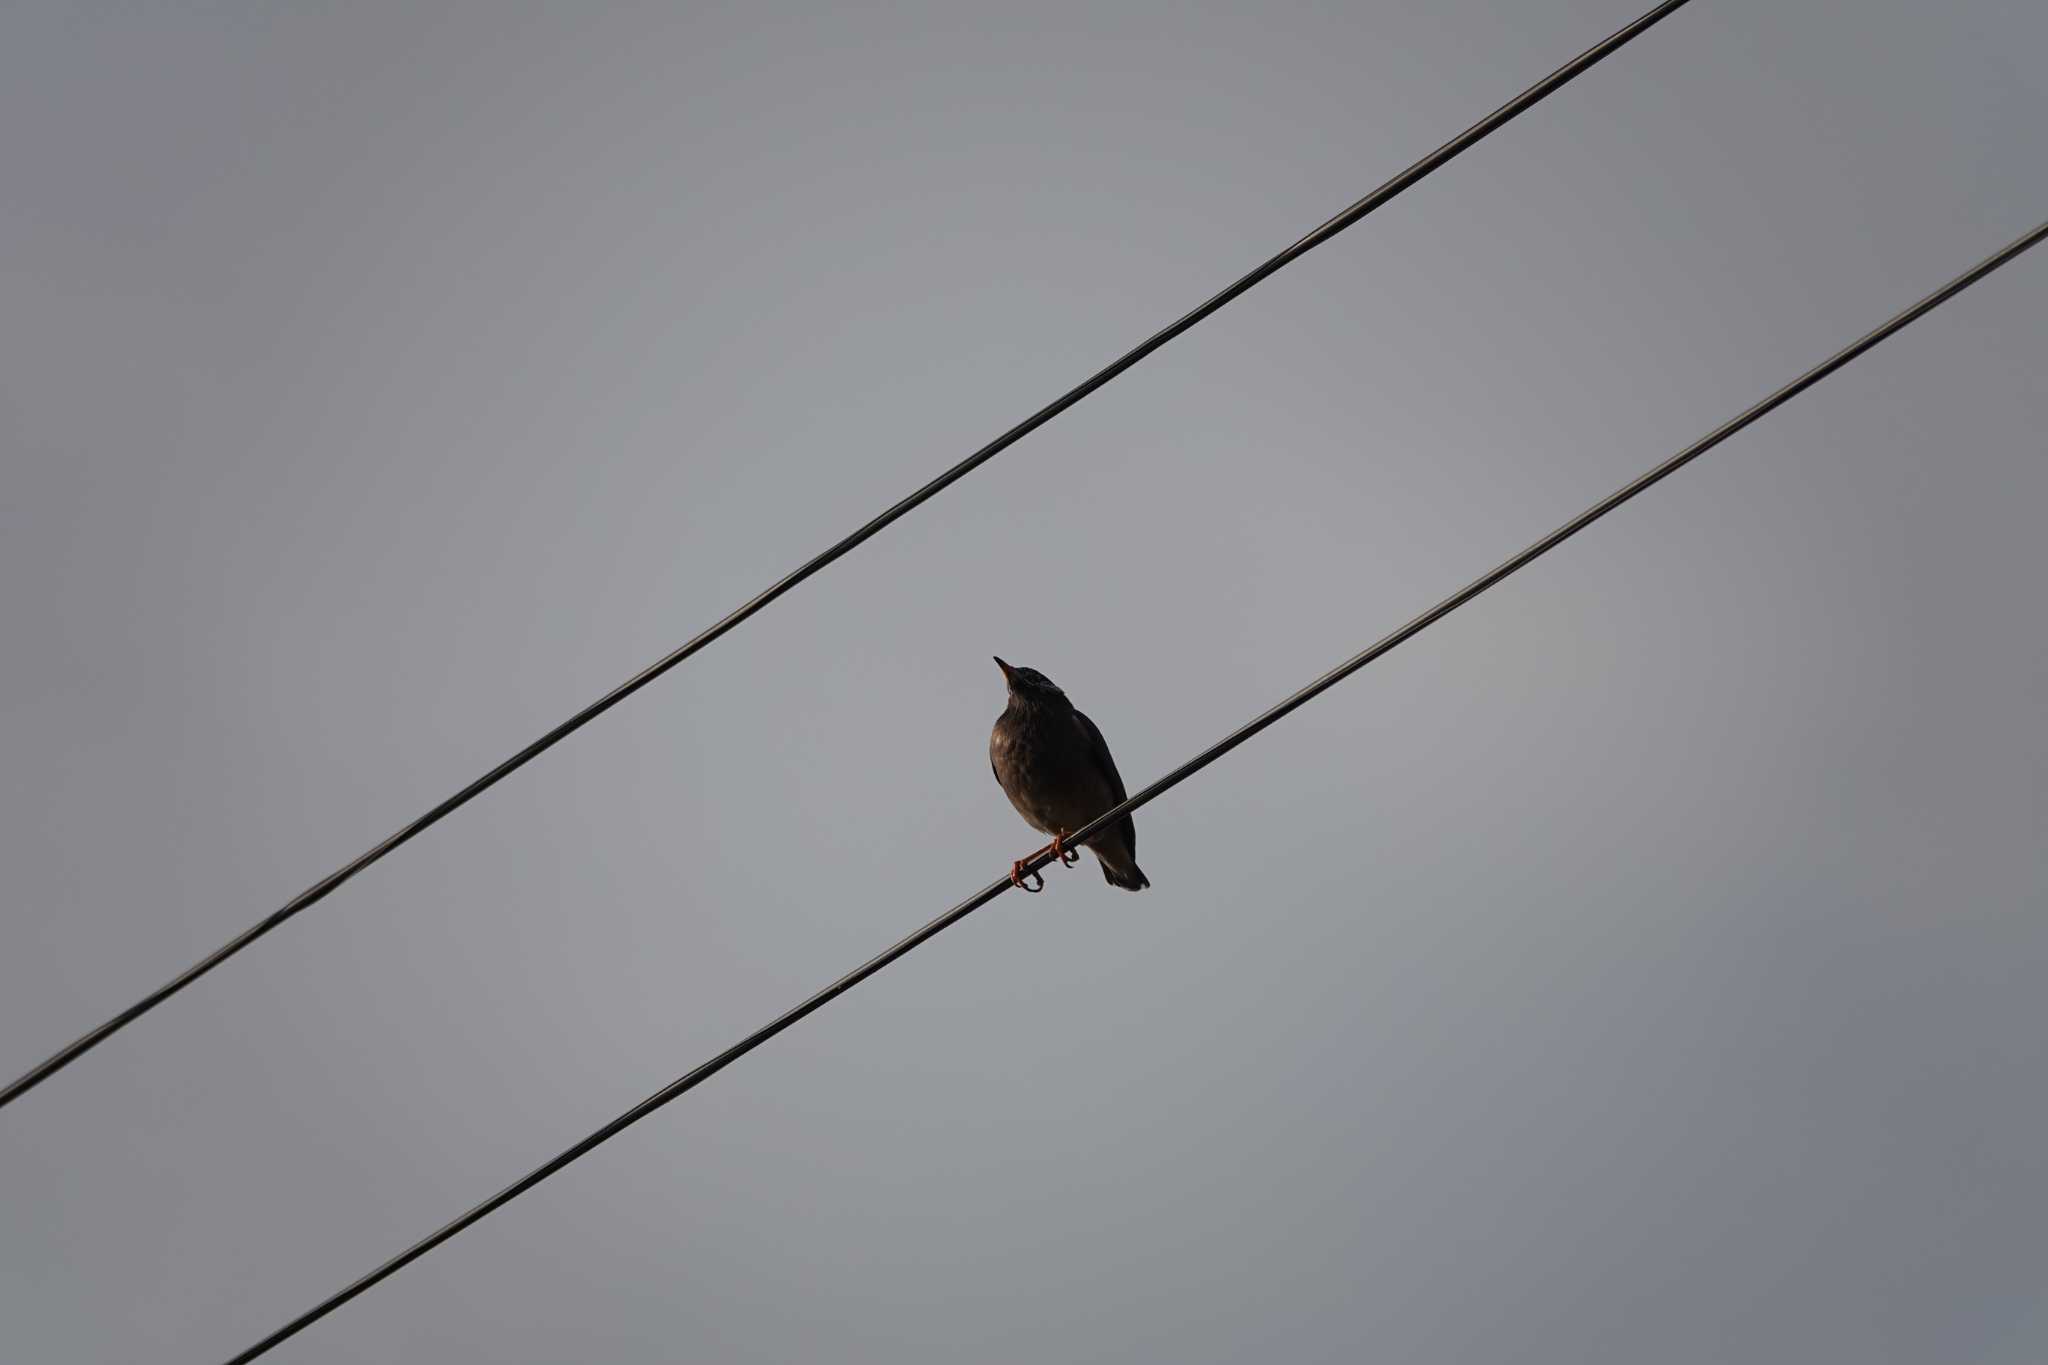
top-left (991, 709), bottom-right (1116, 835)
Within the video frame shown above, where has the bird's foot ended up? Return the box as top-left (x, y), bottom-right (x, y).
top-left (1011, 831), bottom-right (1079, 893)
top-left (1050, 829), bottom-right (1081, 866)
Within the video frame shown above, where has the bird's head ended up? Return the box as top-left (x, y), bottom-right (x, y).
top-left (994, 657), bottom-right (1069, 709)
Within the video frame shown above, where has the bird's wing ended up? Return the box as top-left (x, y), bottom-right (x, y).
top-left (1072, 709), bottom-right (1130, 803)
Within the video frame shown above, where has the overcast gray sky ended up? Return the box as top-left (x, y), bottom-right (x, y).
top-left (3, 3), bottom-right (2044, 1362)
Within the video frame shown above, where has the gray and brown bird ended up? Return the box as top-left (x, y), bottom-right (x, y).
top-left (989, 658), bottom-right (1149, 892)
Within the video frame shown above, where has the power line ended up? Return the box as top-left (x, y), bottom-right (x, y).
top-left (0, 0), bottom-right (1695, 1112)
top-left (222, 217), bottom-right (2048, 1365)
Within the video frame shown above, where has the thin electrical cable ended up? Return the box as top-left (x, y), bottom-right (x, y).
top-left (0, 0), bottom-right (1695, 1111)
top-left (222, 218), bottom-right (2048, 1365)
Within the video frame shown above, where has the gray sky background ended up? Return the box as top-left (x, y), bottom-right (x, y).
top-left (3, 3), bottom-right (2044, 1362)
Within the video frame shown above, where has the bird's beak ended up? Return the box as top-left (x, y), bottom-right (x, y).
top-left (993, 656), bottom-right (1016, 683)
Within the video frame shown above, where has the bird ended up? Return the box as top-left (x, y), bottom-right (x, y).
top-left (989, 657), bottom-right (1150, 892)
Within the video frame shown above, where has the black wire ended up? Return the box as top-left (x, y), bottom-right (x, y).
top-left (0, 0), bottom-right (1697, 1112)
top-left (222, 218), bottom-right (2048, 1365)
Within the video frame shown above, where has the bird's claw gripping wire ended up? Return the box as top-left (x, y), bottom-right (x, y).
top-left (1010, 830), bottom-right (1080, 892)
top-left (1049, 829), bottom-right (1081, 867)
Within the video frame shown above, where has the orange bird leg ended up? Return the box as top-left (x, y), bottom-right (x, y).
top-left (1010, 859), bottom-right (1044, 893)
top-left (1050, 829), bottom-right (1081, 866)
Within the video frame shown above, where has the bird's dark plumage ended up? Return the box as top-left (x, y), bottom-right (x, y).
top-left (989, 658), bottom-right (1149, 891)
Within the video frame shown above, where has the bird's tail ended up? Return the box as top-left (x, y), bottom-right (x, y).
top-left (1097, 853), bottom-right (1150, 892)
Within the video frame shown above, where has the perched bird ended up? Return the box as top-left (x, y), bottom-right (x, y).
top-left (989, 657), bottom-right (1150, 892)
